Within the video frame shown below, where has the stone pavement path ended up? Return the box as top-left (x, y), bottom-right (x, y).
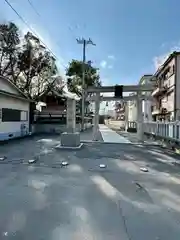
top-left (116, 131), bottom-right (159, 144)
top-left (99, 124), bottom-right (131, 143)
top-left (0, 136), bottom-right (180, 239)
top-left (106, 121), bottom-right (158, 144)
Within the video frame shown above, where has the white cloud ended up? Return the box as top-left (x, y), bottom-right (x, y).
top-left (153, 54), bottom-right (168, 70)
top-left (100, 60), bottom-right (107, 68)
top-left (108, 55), bottom-right (115, 60)
top-left (100, 56), bottom-right (115, 69)
top-left (153, 44), bottom-right (180, 70)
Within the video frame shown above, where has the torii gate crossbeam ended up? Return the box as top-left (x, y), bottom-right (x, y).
top-left (86, 84), bottom-right (154, 93)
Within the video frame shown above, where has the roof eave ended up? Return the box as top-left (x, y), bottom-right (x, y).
top-left (0, 75), bottom-right (30, 100)
top-left (0, 90), bottom-right (33, 102)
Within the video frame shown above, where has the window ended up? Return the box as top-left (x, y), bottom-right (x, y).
top-left (173, 65), bottom-right (175, 74)
top-left (21, 111), bottom-right (28, 121)
top-left (2, 108), bottom-right (20, 122)
top-left (2, 108), bottom-right (28, 122)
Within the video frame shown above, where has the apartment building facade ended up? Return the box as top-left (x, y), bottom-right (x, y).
top-left (151, 51), bottom-right (180, 121)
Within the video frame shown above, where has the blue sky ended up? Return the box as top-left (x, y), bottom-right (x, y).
top-left (1, 0), bottom-right (180, 87)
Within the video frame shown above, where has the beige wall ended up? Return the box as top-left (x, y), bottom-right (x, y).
top-left (164, 74), bottom-right (175, 88)
top-left (0, 95), bottom-right (29, 133)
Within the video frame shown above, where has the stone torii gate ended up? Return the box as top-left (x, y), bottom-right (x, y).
top-left (86, 84), bottom-right (154, 142)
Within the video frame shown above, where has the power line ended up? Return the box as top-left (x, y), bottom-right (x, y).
top-left (27, 0), bottom-right (89, 70)
top-left (26, 0), bottom-right (82, 49)
top-left (4, 0), bottom-right (59, 62)
top-left (27, 0), bottom-right (40, 16)
top-left (26, 0), bottom-right (78, 53)
top-left (26, 0), bottom-right (67, 69)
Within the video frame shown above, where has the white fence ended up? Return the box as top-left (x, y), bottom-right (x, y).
top-left (144, 121), bottom-right (180, 141)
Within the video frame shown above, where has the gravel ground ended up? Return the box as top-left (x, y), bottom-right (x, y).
top-left (0, 136), bottom-right (180, 239)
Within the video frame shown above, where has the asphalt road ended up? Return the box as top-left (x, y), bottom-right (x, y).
top-left (0, 135), bottom-right (180, 239)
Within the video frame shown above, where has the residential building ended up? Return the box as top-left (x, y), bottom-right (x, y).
top-left (151, 51), bottom-right (180, 121)
top-left (114, 101), bottom-right (125, 120)
top-left (139, 74), bottom-right (153, 121)
top-left (0, 76), bottom-right (32, 141)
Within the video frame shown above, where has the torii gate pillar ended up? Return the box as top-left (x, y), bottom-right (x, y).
top-left (136, 94), bottom-right (143, 142)
top-left (93, 92), bottom-right (100, 141)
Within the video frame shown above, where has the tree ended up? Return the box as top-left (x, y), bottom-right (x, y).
top-left (16, 31), bottom-right (58, 98)
top-left (0, 22), bottom-right (60, 99)
top-left (66, 59), bottom-right (101, 97)
top-left (0, 22), bottom-right (20, 80)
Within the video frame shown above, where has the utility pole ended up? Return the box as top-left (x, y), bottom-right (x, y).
top-left (76, 38), bottom-right (95, 131)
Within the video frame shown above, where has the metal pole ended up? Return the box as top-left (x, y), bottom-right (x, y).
top-left (77, 38), bottom-right (95, 131)
top-left (81, 39), bottom-right (86, 131)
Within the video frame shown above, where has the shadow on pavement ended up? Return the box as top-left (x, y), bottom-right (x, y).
top-left (0, 136), bottom-right (180, 239)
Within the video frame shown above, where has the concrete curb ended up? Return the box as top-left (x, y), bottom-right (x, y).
top-left (55, 143), bottom-right (84, 150)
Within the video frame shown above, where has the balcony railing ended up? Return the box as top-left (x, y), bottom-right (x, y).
top-left (152, 86), bottom-right (168, 97)
top-left (151, 106), bottom-right (168, 116)
top-left (152, 108), bottom-right (160, 115)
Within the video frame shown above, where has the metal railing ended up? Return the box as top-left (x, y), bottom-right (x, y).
top-left (143, 121), bottom-right (180, 141)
